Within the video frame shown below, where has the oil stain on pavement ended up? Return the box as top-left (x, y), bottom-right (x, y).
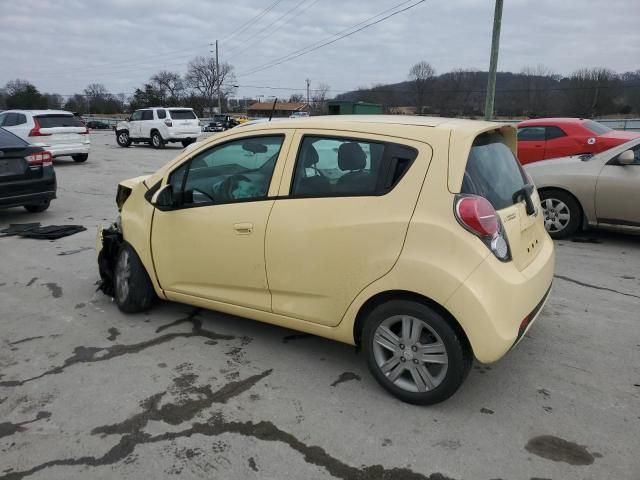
top-left (525, 435), bottom-right (599, 465)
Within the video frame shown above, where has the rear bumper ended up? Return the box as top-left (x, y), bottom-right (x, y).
top-left (166, 130), bottom-right (201, 140)
top-left (0, 168), bottom-right (57, 208)
top-left (32, 142), bottom-right (90, 158)
top-left (445, 234), bottom-right (555, 363)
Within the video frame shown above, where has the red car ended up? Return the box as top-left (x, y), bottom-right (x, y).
top-left (516, 118), bottom-right (640, 164)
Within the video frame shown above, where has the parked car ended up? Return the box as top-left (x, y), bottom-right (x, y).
top-left (115, 108), bottom-right (200, 149)
top-left (203, 115), bottom-right (239, 132)
top-left (525, 138), bottom-right (640, 239)
top-left (86, 120), bottom-right (111, 130)
top-left (97, 116), bottom-right (554, 405)
top-left (0, 127), bottom-right (56, 212)
top-left (289, 111), bottom-right (310, 118)
top-left (517, 118), bottom-right (640, 165)
top-left (0, 110), bottom-right (91, 162)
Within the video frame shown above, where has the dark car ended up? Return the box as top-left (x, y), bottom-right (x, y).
top-left (86, 120), bottom-right (111, 130)
top-left (203, 115), bottom-right (239, 132)
top-left (0, 127), bottom-right (56, 212)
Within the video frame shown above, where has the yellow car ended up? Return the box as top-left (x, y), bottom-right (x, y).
top-left (97, 116), bottom-right (554, 404)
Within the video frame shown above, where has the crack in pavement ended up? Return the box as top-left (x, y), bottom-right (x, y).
top-left (8, 336), bottom-right (44, 346)
top-left (554, 275), bottom-right (640, 300)
top-left (0, 412), bottom-right (51, 439)
top-left (0, 309), bottom-right (234, 388)
top-left (0, 369), bottom-right (449, 480)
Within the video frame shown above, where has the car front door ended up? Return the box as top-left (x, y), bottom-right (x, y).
top-left (595, 142), bottom-right (640, 226)
top-left (150, 132), bottom-right (291, 310)
top-left (264, 131), bottom-right (429, 327)
top-left (129, 110), bottom-right (143, 138)
top-left (517, 126), bottom-right (546, 164)
top-left (543, 125), bottom-right (572, 159)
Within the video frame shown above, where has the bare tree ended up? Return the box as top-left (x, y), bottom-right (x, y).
top-left (517, 65), bottom-right (559, 117)
top-left (311, 82), bottom-right (330, 114)
top-left (288, 93), bottom-right (304, 103)
top-left (151, 71), bottom-right (185, 105)
top-left (408, 61), bottom-right (435, 115)
top-left (566, 67), bottom-right (620, 117)
top-left (185, 56), bottom-right (237, 114)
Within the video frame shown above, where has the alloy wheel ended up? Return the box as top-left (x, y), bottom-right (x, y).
top-left (542, 198), bottom-right (571, 233)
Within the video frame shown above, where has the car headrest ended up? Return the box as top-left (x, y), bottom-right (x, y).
top-left (338, 142), bottom-right (367, 171)
top-left (302, 145), bottom-right (319, 167)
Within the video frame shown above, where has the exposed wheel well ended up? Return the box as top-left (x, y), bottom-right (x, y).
top-left (537, 187), bottom-right (585, 226)
top-left (353, 290), bottom-right (472, 354)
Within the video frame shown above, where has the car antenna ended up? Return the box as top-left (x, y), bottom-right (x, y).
top-left (268, 98), bottom-right (277, 122)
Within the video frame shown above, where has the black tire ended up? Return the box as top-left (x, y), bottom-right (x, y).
top-left (72, 153), bottom-right (88, 162)
top-left (113, 243), bottom-right (155, 313)
top-left (151, 131), bottom-right (164, 149)
top-left (24, 201), bottom-right (50, 213)
top-left (363, 300), bottom-right (471, 405)
top-left (539, 189), bottom-right (581, 239)
top-left (116, 130), bottom-right (131, 147)
top-left (181, 138), bottom-right (195, 148)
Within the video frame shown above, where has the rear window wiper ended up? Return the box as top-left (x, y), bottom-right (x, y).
top-left (512, 184), bottom-right (536, 216)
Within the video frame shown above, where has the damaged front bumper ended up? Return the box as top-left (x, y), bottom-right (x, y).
top-left (96, 223), bottom-right (123, 297)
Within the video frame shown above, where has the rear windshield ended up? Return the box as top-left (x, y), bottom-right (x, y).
top-left (583, 120), bottom-right (612, 135)
top-left (36, 114), bottom-right (83, 128)
top-left (461, 132), bottom-right (527, 210)
top-left (0, 127), bottom-right (28, 147)
top-left (169, 109), bottom-right (196, 120)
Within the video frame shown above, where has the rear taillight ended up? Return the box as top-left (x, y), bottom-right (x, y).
top-left (26, 151), bottom-right (53, 167)
top-left (455, 194), bottom-right (511, 261)
top-left (164, 119), bottom-right (173, 127)
top-left (28, 118), bottom-right (51, 137)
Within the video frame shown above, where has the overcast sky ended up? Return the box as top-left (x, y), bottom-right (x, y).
top-left (1, 0), bottom-right (639, 100)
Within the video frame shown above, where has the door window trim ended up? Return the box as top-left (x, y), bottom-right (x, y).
top-left (163, 133), bottom-right (286, 211)
top-left (287, 134), bottom-right (418, 199)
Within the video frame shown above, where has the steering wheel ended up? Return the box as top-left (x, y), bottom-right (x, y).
top-left (191, 187), bottom-right (214, 203)
top-left (218, 174), bottom-right (250, 201)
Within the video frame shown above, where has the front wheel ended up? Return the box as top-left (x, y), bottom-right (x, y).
top-left (539, 189), bottom-right (581, 239)
top-left (114, 243), bottom-right (155, 313)
top-left (116, 131), bottom-right (131, 147)
top-left (363, 300), bottom-right (471, 405)
top-left (72, 154), bottom-right (88, 162)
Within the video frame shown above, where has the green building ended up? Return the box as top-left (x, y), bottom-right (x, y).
top-left (327, 101), bottom-right (383, 115)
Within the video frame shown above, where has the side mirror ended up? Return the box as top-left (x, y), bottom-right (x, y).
top-left (617, 149), bottom-right (635, 165)
top-left (151, 184), bottom-right (173, 208)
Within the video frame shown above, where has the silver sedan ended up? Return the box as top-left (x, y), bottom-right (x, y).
top-left (525, 138), bottom-right (640, 238)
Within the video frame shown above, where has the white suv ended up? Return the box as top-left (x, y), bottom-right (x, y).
top-left (0, 110), bottom-right (91, 162)
top-left (115, 108), bottom-right (200, 149)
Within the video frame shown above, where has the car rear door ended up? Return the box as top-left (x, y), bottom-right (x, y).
top-left (32, 114), bottom-right (87, 148)
top-left (265, 130), bottom-right (429, 327)
top-left (595, 143), bottom-right (640, 226)
top-left (517, 126), bottom-right (546, 164)
top-left (139, 110), bottom-right (154, 138)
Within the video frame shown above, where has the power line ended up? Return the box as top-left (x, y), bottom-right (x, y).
top-left (237, 0), bottom-right (425, 77)
top-left (221, 0), bottom-right (286, 45)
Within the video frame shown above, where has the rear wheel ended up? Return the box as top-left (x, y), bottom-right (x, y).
top-left (24, 201), bottom-right (50, 213)
top-left (116, 130), bottom-right (131, 147)
top-left (151, 131), bottom-right (164, 149)
top-left (539, 189), bottom-right (581, 239)
top-left (72, 153), bottom-right (88, 162)
top-left (114, 243), bottom-right (155, 313)
top-left (363, 300), bottom-right (471, 405)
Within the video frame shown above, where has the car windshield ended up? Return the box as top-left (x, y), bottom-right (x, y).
top-left (35, 114), bottom-right (83, 128)
top-left (169, 110), bottom-right (196, 120)
top-left (461, 132), bottom-right (528, 210)
top-left (583, 120), bottom-right (612, 135)
top-left (213, 115), bottom-right (226, 122)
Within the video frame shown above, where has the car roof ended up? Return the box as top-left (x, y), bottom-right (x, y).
top-left (2, 109), bottom-right (75, 116)
top-left (518, 118), bottom-right (587, 126)
top-left (231, 115), bottom-right (505, 136)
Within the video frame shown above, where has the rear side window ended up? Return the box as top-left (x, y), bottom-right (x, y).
top-left (0, 127), bottom-right (28, 146)
top-left (1, 113), bottom-right (19, 127)
top-left (141, 110), bottom-right (153, 121)
top-left (546, 126), bottom-right (566, 140)
top-left (156, 109), bottom-right (166, 119)
top-left (169, 109), bottom-right (196, 120)
top-left (461, 132), bottom-right (527, 211)
top-left (36, 114), bottom-right (83, 128)
top-left (583, 120), bottom-right (612, 135)
top-left (517, 126), bottom-right (545, 141)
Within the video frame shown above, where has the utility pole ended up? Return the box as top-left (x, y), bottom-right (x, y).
top-left (483, 0), bottom-right (503, 121)
top-left (306, 78), bottom-right (310, 107)
top-left (216, 40), bottom-right (222, 114)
